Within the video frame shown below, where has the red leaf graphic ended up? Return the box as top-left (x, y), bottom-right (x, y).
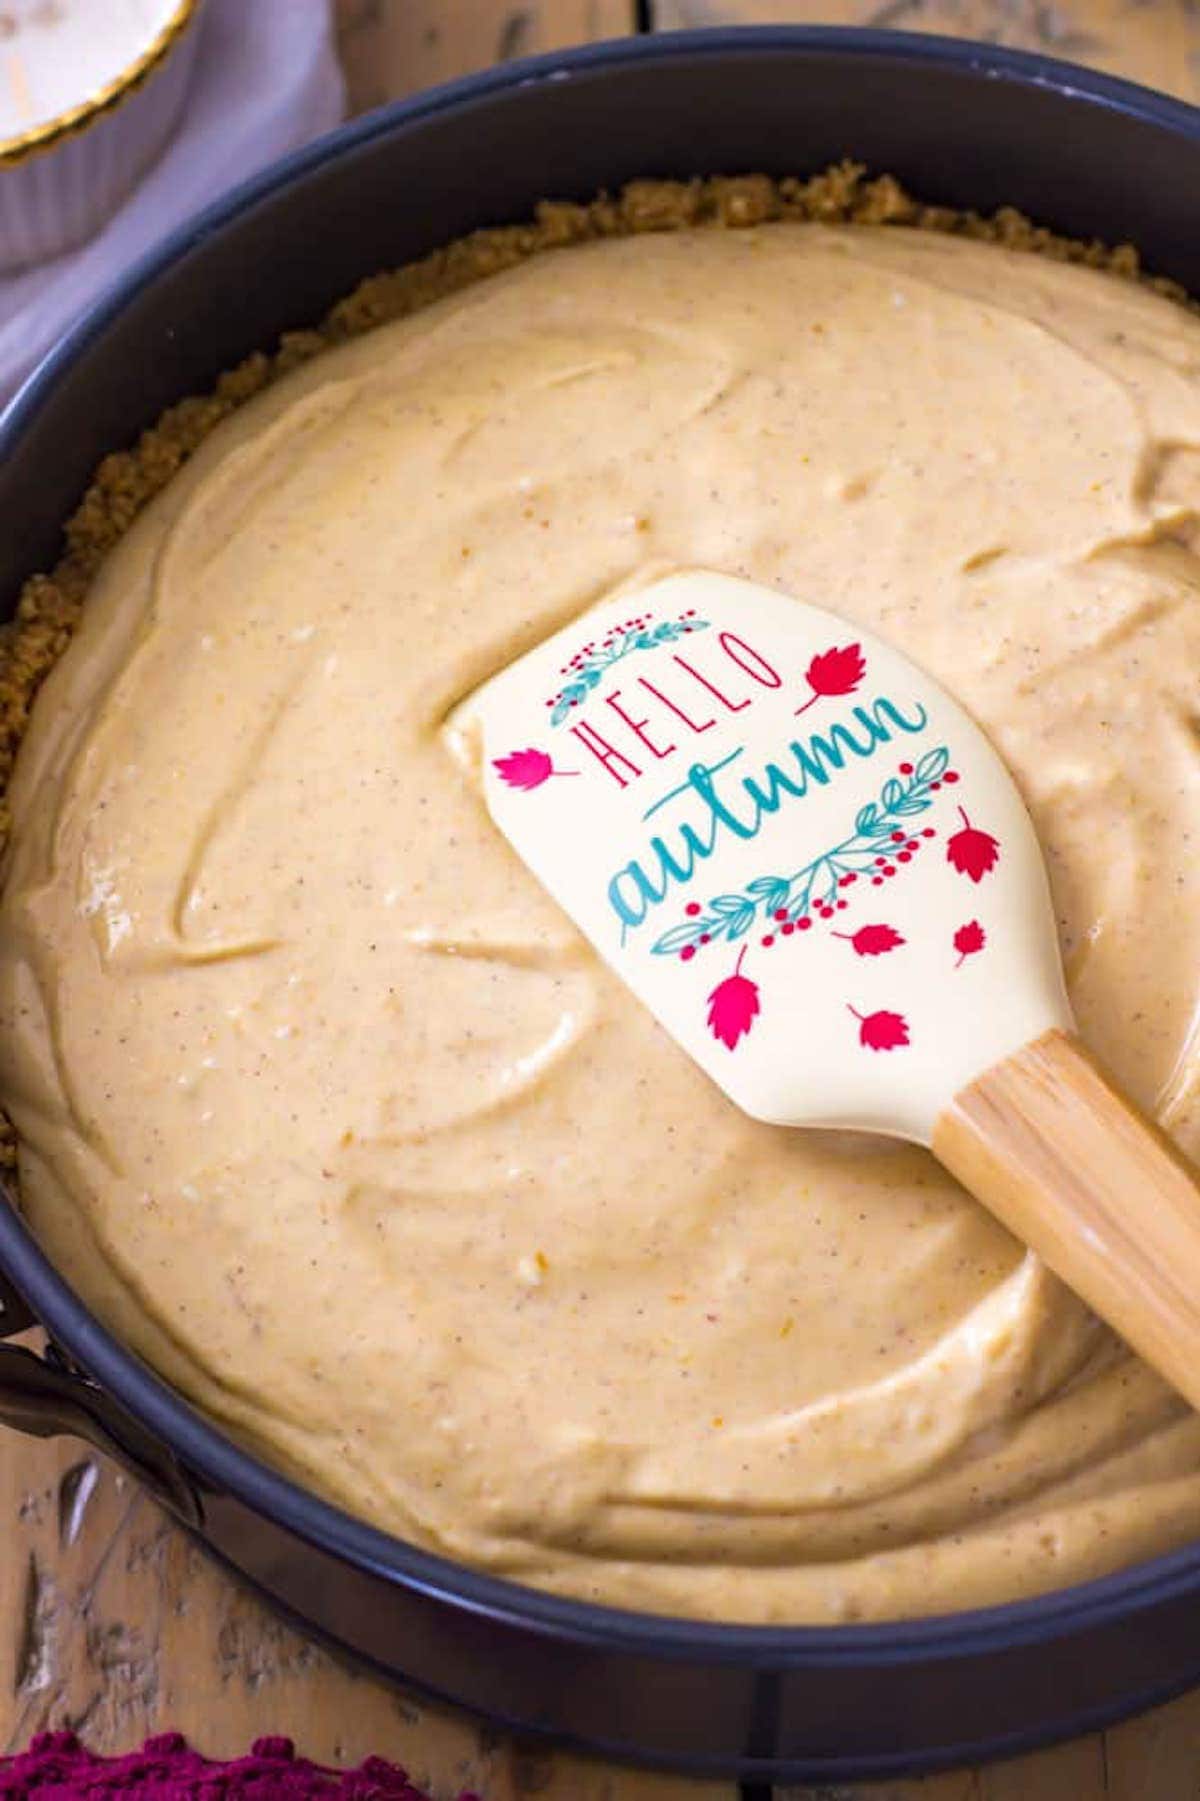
top-left (706, 950), bottom-right (760, 1051)
top-left (493, 747), bottom-right (577, 791)
top-left (946, 808), bottom-right (1000, 882)
top-left (953, 919), bottom-right (986, 967)
top-left (795, 642), bottom-right (866, 714)
top-left (848, 1006), bottom-right (910, 1051)
top-left (834, 923), bottom-right (905, 957)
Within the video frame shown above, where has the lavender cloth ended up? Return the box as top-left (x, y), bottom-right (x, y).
top-left (0, 1733), bottom-right (482, 1800)
top-left (0, 0), bottom-right (345, 412)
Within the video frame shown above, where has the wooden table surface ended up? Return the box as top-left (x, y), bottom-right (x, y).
top-left (3, 3), bottom-right (1199, 1796)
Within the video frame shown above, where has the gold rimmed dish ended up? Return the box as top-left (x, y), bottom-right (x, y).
top-left (0, 0), bottom-right (202, 269)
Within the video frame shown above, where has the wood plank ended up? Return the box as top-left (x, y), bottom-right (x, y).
top-left (976, 1736), bottom-right (1108, 1799)
top-left (649, 0), bottom-right (1200, 103)
top-left (336, 1), bottom-right (637, 113)
top-left (1102, 1686), bottom-right (1200, 1798)
top-left (779, 1767), bottom-right (977, 1801)
top-left (0, 1421), bottom-right (733, 1797)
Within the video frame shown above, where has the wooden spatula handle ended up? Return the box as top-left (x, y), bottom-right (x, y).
top-left (933, 1028), bottom-right (1200, 1413)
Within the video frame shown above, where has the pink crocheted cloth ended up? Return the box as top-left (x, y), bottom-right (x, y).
top-left (0, 1733), bottom-right (482, 1799)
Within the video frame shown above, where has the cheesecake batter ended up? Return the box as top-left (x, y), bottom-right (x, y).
top-left (1, 221), bottom-right (1198, 1622)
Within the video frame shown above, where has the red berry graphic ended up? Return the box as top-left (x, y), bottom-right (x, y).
top-left (899, 762), bottom-right (914, 775)
top-left (762, 934), bottom-right (775, 947)
top-left (944, 771), bottom-right (960, 784)
top-left (897, 852), bottom-right (911, 863)
top-left (891, 831), bottom-right (905, 843)
top-left (686, 902), bottom-right (701, 917)
top-left (922, 828), bottom-right (936, 839)
top-left (774, 908), bottom-right (788, 922)
top-left (782, 921), bottom-right (795, 936)
top-left (798, 917), bottom-right (813, 931)
top-left (700, 933), bottom-right (712, 945)
top-left (680, 946), bottom-right (696, 962)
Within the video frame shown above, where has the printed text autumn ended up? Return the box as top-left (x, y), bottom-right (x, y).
top-left (598, 662), bottom-right (922, 936)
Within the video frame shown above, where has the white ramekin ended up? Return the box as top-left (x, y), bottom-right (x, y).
top-left (0, 0), bottom-right (203, 273)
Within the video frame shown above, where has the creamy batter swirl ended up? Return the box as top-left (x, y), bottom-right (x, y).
top-left (1, 224), bottom-right (1198, 1621)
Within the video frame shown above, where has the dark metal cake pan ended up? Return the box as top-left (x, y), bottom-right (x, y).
top-left (1, 27), bottom-right (1199, 1784)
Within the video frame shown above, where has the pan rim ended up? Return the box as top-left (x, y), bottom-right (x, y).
top-left (2, 19), bottom-right (1200, 1671)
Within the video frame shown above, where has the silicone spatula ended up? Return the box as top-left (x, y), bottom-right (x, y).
top-left (455, 569), bottom-right (1200, 1409)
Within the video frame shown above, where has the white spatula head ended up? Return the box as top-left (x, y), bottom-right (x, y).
top-left (458, 570), bottom-right (1071, 1145)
